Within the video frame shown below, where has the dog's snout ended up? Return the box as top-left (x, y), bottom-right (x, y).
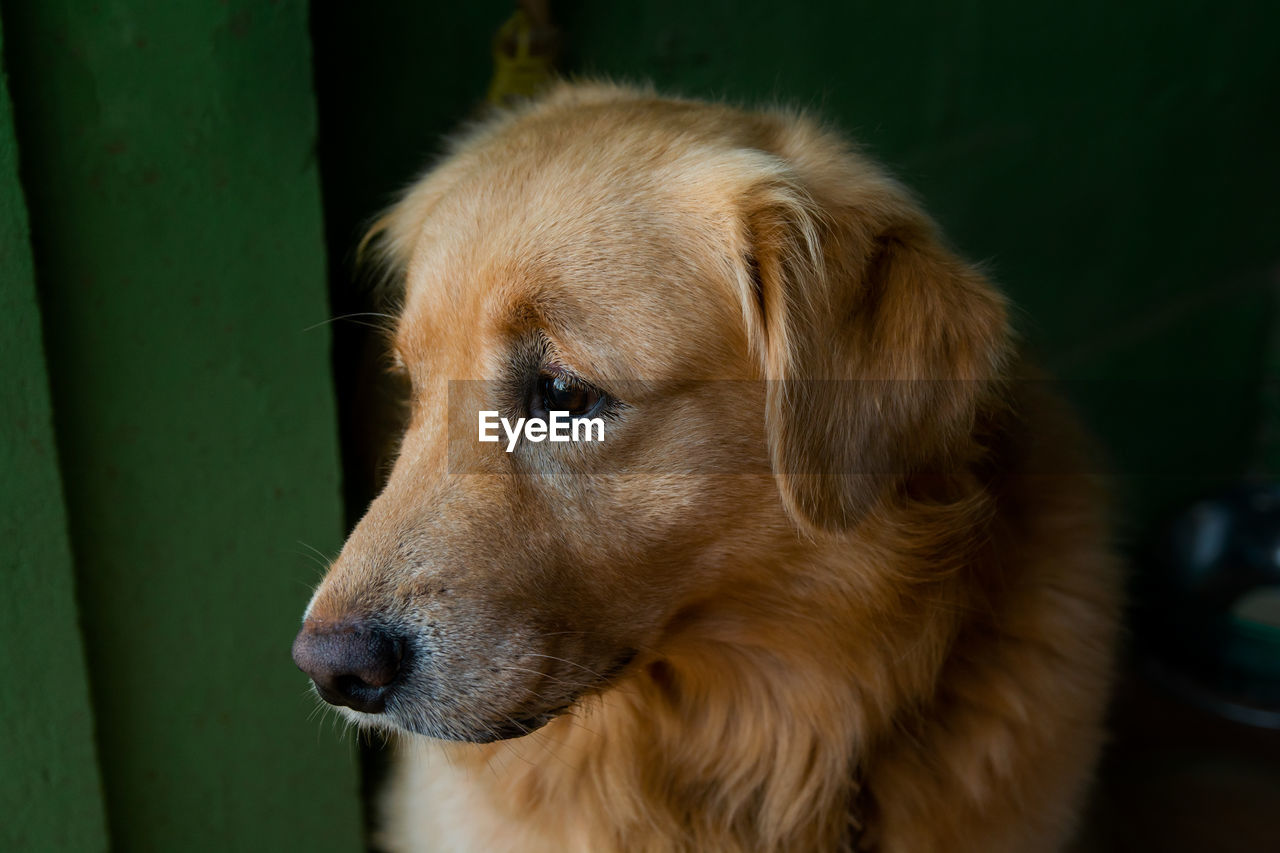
top-left (291, 622), bottom-right (403, 714)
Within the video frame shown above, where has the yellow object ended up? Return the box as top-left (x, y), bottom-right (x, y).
top-left (487, 10), bottom-right (555, 107)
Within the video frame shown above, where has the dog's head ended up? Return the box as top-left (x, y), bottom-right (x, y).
top-left (293, 84), bottom-right (1009, 742)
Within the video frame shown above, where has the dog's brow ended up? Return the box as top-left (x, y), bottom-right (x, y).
top-left (497, 294), bottom-right (632, 390)
top-left (501, 293), bottom-right (552, 334)
top-left (500, 291), bottom-right (576, 349)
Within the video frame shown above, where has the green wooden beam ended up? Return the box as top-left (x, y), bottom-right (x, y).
top-left (0, 14), bottom-right (110, 851)
top-left (1, 1), bottom-right (363, 848)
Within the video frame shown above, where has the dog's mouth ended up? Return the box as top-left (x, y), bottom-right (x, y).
top-left (437, 704), bottom-right (574, 743)
top-left (340, 647), bottom-right (640, 743)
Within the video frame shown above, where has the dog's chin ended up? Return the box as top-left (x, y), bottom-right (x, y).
top-left (428, 707), bottom-right (569, 744)
top-left (336, 701), bottom-right (571, 743)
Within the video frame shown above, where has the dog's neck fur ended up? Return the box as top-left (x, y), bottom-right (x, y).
top-left (384, 515), bottom-right (978, 853)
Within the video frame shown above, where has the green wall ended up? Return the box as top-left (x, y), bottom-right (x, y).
top-left (1, 1), bottom-right (362, 849)
top-left (0, 15), bottom-right (109, 852)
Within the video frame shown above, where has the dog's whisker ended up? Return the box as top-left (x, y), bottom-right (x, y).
top-left (493, 663), bottom-right (595, 691)
top-left (295, 539), bottom-right (336, 569)
top-left (301, 311), bottom-right (398, 333)
top-left (522, 653), bottom-right (610, 680)
top-left (292, 552), bottom-right (329, 575)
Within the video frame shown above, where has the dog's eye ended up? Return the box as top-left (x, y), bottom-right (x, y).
top-left (532, 372), bottom-right (605, 419)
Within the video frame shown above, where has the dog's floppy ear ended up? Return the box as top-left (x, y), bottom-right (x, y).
top-left (740, 151), bottom-right (1011, 534)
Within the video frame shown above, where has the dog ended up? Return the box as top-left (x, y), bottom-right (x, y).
top-left (293, 83), bottom-right (1120, 852)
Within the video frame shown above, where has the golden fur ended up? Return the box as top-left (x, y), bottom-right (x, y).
top-left (302, 83), bottom-right (1120, 852)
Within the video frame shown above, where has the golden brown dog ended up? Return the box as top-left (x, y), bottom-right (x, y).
top-left (293, 83), bottom-right (1120, 852)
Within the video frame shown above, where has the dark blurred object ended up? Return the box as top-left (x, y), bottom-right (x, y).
top-left (488, 1), bottom-right (560, 106)
top-left (1138, 482), bottom-right (1280, 727)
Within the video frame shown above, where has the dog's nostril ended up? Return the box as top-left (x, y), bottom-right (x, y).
top-left (334, 673), bottom-right (382, 700)
top-left (291, 622), bottom-right (403, 714)
top-left (335, 674), bottom-right (369, 696)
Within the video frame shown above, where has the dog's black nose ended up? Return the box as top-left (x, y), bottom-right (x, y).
top-left (291, 622), bottom-right (403, 714)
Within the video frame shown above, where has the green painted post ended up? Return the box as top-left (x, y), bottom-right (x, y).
top-left (0, 16), bottom-right (110, 852)
top-left (1, 1), bottom-right (364, 849)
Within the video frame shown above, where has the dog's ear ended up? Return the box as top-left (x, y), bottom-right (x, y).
top-left (740, 156), bottom-right (1011, 534)
top-left (357, 173), bottom-right (454, 299)
top-left (357, 117), bottom-right (507, 295)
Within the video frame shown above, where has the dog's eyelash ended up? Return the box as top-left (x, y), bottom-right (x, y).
top-left (541, 363), bottom-right (587, 392)
top-left (532, 368), bottom-right (618, 421)
top-left (533, 338), bottom-right (622, 408)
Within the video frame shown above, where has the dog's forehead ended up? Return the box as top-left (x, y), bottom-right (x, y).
top-left (396, 138), bottom-right (752, 381)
